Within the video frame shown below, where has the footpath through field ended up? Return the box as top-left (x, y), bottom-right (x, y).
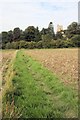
top-left (3, 50), bottom-right (78, 118)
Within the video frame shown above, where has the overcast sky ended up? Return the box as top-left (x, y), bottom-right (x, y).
top-left (0, 0), bottom-right (79, 33)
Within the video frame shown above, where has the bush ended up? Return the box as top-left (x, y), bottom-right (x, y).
top-left (27, 41), bottom-right (36, 49)
top-left (36, 41), bottom-right (43, 48)
top-left (5, 42), bottom-right (11, 49)
top-left (18, 41), bottom-right (26, 49)
top-left (63, 39), bottom-right (75, 48)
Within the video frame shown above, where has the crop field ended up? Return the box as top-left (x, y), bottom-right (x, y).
top-left (1, 49), bottom-right (78, 118)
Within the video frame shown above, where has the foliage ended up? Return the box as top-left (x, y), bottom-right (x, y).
top-left (65, 22), bottom-right (80, 39)
top-left (13, 28), bottom-right (21, 41)
top-left (8, 30), bottom-right (13, 42)
top-left (56, 31), bottom-right (63, 39)
top-left (2, 32), bottom-right (8, 44)
top-left (24, 26), bottom-right (35, 42)
top-left (71, 35), bottom-right (80, 47)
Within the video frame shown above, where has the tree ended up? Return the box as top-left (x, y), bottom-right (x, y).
top-left (20, 30), bottom-right (25, 40)
top-left (56, 31), bottom-right (63, 39)
top-left (8, 30), bottom-right (13, 42)
top-left (71, 35), bottom-right (80, 47)
top-left (40, 28), bottom-right (49, 35)
top-left (76, 23), bottom-right (80, 34)
top-left (34, 27), bottom-right (41, 42)
top-left (13, 27), bottom-right (20, 41)
top-left (67, 22), bottom-right (78, 33)
top-left (25, 26), bottom-right (36, 42)
top-left (66, 22), bottom-right (79, 38)
top-left (2, 32), bottom-right (8, 43)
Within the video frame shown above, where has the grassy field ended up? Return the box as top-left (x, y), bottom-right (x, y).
top-left (1, 49), bottom-right (78, 118)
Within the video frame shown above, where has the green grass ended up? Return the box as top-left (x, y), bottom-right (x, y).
top-left (3, 50), bottom-right (78, 118)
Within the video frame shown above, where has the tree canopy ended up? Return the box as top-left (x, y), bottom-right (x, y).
top-left (1, 21), bottom-right (80, 49)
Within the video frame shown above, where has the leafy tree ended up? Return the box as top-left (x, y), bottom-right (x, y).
top-left (66, 22), bottom-right (79, 38)
top-left (13, 27), bottom-right (20, 41)
top-left (8, 30), bottom-right (13, 42)
top-left (67, 22), bottom-right (78, 33)
top-left (34, 27), bottom-right (41, 42)
top-left (2, 32), bottom-right (8, 43)
top-left (76, 24), bottom-right (80, 34)
top-left (56, 31), bottom-right (63, 39)
top-left (71, 35), bottom-right (80, 47)
top-left (20, 30), bottom-right (25, 40)
top-left (40, 28), bottom-right (49, 35)
top-left (25, 26), bottom-right (35, 42)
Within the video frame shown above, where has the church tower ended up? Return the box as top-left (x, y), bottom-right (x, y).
top-left (48, 22), bottom-right (54, 35)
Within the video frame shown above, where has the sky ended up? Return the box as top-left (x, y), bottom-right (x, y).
top-left (0, 0), bottom-right (79, 33)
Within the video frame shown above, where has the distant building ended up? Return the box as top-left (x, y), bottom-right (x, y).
top-left (57, 24), bottom-right (63, 32)
top-left (48, 22), bottom-right (55, 37)
top-left (48, 22), bottom-right (54, 33)
top-left (48, 22), bottom-right (53, 29)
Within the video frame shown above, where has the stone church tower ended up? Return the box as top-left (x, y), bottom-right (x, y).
top-left (48, 22), bottom-right (54, 35)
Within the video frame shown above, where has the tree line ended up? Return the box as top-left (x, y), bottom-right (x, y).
top-left (1, 22), bottom-right (80, 49)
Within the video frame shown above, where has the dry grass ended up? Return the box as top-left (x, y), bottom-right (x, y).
top-left (0, 50), bottom-right (17, 92)
top-left (1, 50), bottom-right (18, 119)
top-left (0, 50), bottom-right (16, 76)
top-left (1, 50), bottom-right (15, 69)
top-left (0, 50), bottom-right (16, 119)
top-left (25, 48), bottom-right (78, 90)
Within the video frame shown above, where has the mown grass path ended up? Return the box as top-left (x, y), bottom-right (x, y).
top-left (3, 50), bottom-right (78, 118)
